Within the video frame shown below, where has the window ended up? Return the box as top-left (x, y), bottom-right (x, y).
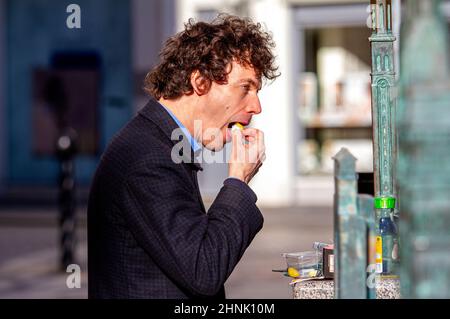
top-left (294, 4), bottom-right (374, 176)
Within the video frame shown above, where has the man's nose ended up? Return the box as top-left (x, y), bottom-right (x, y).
top-left (247, 95), bottom-right (262, 115)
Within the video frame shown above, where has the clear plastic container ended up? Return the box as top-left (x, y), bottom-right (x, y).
top-left (281, 251), bottom-right (323, 277)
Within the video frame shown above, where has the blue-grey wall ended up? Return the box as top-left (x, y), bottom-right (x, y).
top-left (7, 0), bottom-right (132, 185)
top-left (132, 0), bottom-right (175, 72)
top-left (0, 0), bottom-right (6, 192)
top-left (131, 0), bottom-right (176, 112)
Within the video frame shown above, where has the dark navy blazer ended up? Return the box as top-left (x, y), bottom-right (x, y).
top-left (87, 99), bottom-right (264, 299)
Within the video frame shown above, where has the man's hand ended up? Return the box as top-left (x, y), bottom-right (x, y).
top-left (229, 128), bottom-right (266, 184)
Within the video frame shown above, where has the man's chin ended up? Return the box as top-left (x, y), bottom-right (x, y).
top-left (203, 141), bottom-right (226, 152)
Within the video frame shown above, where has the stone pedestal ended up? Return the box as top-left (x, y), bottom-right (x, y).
top-left (293, 277), bottom-right (400, 299)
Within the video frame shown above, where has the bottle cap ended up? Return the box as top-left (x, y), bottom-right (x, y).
top-left (374, 197), bottom-right (396, 209)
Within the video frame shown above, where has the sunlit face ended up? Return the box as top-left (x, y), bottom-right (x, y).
top-left (197, 61), bottom-right (262, 151)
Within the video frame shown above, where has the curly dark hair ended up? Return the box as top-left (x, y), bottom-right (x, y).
top-left (144, 14), bottom-right (280, 100)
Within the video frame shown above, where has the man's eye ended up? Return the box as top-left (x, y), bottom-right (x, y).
top-left (241, 85), bottom-right (250, 93)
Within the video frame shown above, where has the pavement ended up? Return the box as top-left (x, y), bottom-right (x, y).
top-left (0, 205), bottom-right (333, 299)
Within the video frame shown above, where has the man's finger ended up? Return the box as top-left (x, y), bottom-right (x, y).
top-left (242, 128), bottom-right (258, 137)
top-left (257, 130), bottom-right (265, 144)
top-left (232, 129), bottom-right (243, 148)
top-left (261, 153), bottom-right (267, 162)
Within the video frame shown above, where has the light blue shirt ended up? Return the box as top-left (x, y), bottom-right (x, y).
top-left (158, 101), bottom-right (202, 153)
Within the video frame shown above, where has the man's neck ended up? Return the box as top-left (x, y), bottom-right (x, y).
top-left (159, 97), bottom-right (198, 136)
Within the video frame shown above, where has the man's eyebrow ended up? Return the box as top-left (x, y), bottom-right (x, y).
top-left (238, 78), bottom-right (262, 90)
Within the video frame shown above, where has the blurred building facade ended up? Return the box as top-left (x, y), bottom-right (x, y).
top-left (1, 0), bottom-right (450, 207)
top-left (0, 0), bottom-right (176, 204)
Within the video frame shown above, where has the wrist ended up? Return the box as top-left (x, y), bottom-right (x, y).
top-left (228, 172), bottom-right (246, 184)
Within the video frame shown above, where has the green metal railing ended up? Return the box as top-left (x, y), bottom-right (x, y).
top-left (333, 149), bottom-right (376, 299)
top-left (397, 0), bottom-right (450, 298)
top-left (370, 0), bottom-right (399, 276)
top-left (334, 0), bottom-right (450, 299)
top-left (334, 0), bottom-right (399, 298)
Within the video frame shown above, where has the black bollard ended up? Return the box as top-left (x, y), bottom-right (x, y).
top-left (56, 128), bottom-right (78, 271)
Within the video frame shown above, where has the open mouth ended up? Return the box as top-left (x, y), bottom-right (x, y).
top-left (227, 122), bottom-right (245, 129)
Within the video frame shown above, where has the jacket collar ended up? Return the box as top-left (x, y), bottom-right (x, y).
top-left (138, 99), bottom-right (203, 171)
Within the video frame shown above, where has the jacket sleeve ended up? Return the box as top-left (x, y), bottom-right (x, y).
top-left (121, 158), bottom-right (264, 297)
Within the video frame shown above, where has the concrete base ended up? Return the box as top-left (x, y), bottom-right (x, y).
top-left (293, 277), bottom-right (400, 299)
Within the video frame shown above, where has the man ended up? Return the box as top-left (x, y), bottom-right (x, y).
top-left (88, 14), bottom-right (279, 299)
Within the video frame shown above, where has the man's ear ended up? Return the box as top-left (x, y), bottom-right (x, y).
top-left (190, 70), bottom-right (211, 96)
